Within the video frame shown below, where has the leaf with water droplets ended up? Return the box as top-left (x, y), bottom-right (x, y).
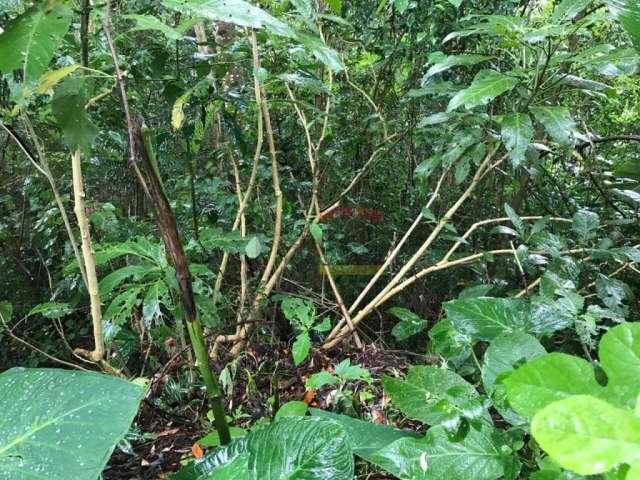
top-left (0, 368), bottom-right (144, 479)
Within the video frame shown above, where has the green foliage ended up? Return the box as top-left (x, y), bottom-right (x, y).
top-left (368, 425), bottom-right (516, 480)
top-left (280, 296), bottom-right (329, 365)
top-left (1, 0), bottom-right (640, 477)
top-left (275, 400), bottom-right (308, 420)
top-left (383, 365), bottom-right (485, 433)
top-left (608, 0), bottom-right (640, 50)
top-left (388, 307), bottom-right (428, 341)
top-left (0, 368), bottom-right (144, 479)
top-left (174, 417), bottom-right (354, 479)
top-left (505, 323), bottom-right (640, 476)
top-left (0, 3), bottom-right (72, 87)
top-left (501, 113), bottom-right (534, 167)
top-left (447, 69), bottom-right (519, 111)
top-left (309, 408), bottom-right (417, 457)
top-left (529, 107), bottom-right (577, 147)
top-left (306, 358), bottom-right (371, 389)
top-left (444, 296), bottom-right (572, 341)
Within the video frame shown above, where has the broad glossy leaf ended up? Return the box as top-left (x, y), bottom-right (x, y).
top-left (0, 3), bottom-right (72, 86)
top-left (444, 297), bottom-right (531, 341)
top-left (504, 353), bottom-right (601, 420)
top-left (247, 417), bottom-right (354, 479)
top-left (388, 307), bottom-right (429, 341)
top-left (482, 333), bottom-right (546, 424)
top-left (607, 0), bottom-right (640, 51)
top-left (482, 332), bottom-right (546, 393)
top-left (51, 77), bottom-right (98, 154)
top-left (309, 408), bottom-right (417, 457)
top-left (501, 113), bottom-right (534, 167)
top-left (599, 322), bottom-right (640, 407)
top-left (382, 365), bottom-right (481, 426)
top-left (551, 0), bottom-right (592, 23)
top-left (368, 424), bottom-right (513, 480)
top-left (163, 0), bottom-right (295, 38)
top-left (532, 395), bottom-right (640, 475)
top-left (529, 300), bottom-right (576, 333)
top-left (171, 438), bottom-right (249, 480)
top-left (0, 368), bottom-right (144, 480)
top-left (447, 70), bottom-right (519, 112)
top-left (529, 106), bottom-right (576, 146)
top-left (423, 54), bottom-right (493, 81)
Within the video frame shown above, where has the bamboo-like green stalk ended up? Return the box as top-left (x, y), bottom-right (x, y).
top-left (138, 125), bottom-right (231, 445)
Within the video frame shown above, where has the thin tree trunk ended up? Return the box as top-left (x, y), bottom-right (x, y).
top-left (71, 148), bottom-right (105, 363)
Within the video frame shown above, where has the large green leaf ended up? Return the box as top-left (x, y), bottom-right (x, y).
top-left (599, 322), bottom-right (640, 407)
top-left (51, 77), bottom-right (98, 154)
top-left (162, 0), bottom-right (295, 38)
top-left (505, 323), bottom-right (640, 419)
top-left (501, 113), bottom-right (534, 167)
top-left (447, 70), bottom-right (519, 111)
top-left (529, 106), bottom-right (576, 146)
top-left (171, 439), bottom-right (249, 480)
top-left (607, 0), bottom-right (640, 51)
top-left (551, 0), bottom-right (592, 23)
top-left (482, 332), bottom-right (546, 424)
top-left (382, 366), bottom-right (482, 427)
top-left (309, 408), bottom-right (418, 457)
top-left (532, 395), bottom-right (640, 475)
top-left (482, 332), bottom-right (546, 394)
top-left (368, 425), bottom-right (514, 480)
top-left (0, 3), bottom-right (73, 86)
top-left (503, 353), bottom-right (601, 420)
top-left (444, 297), bottom-right (530, 341)
top-left (571, 210), bottom-right (600, 241)
top-left (247, 417), bottom-right (354, 479)
top-left (423, 53), bottom-right (493, 81)
top-left (0, 368), bottom-right (144, 480)
top-left (444, 297), bottom-right (572, 341)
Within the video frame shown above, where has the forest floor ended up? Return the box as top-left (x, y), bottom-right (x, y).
top-left (103, 342), bottom-right (421, 479)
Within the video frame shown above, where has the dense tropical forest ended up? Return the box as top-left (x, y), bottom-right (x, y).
top-left (1, 0), bottom-right (640, 478)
